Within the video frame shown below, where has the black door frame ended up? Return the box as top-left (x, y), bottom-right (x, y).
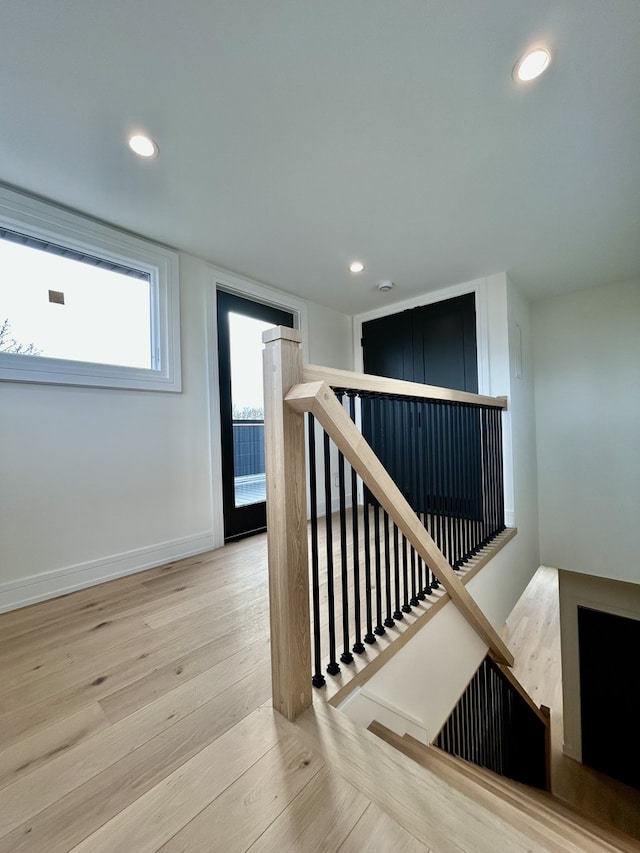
top-left (216, 289), bottom-right (294, 542)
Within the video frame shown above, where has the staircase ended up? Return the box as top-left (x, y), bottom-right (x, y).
top-left (368, 720), bottom-right (638, 853)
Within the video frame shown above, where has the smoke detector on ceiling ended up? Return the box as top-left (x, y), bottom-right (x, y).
top-left (377, 280), bottom-right (395, 293)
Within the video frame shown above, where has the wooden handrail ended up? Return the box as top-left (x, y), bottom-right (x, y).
top-left (491, 660), bottom-right (549, 727)
top-left (285, 379), bottom-right (514, 667)
top-left (303, 363), bottom-right (508, 410)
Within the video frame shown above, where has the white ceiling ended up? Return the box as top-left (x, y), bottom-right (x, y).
top-left (1, 1), bottom-right (639, 314)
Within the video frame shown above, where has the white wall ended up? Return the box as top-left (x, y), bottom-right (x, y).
top-left (342, 273), bottom-right (541, 738)
top-left (307, 301), bottom-right (353, 369)
top-left (500, 275), bottom-right (540, 607)
top-left (302, 299), bottom-right (355, 517)
top-left (532, 279), bottom-right (640, 583)
top-left (0, 249), bottom-right (353, 611)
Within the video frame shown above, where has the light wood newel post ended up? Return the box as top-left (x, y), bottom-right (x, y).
top-left (262, 326), bottom-right (312, 721)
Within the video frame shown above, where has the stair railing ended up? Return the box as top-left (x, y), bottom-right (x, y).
top-left (434, 655), bottom-right (552, 790)
top-left (263, 326), bottom-right (513, 721)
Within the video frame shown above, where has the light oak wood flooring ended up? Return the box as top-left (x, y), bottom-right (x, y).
top-left (0, 536), bottom-right (433, 853)
top-left (503, 565), bottom-right (640, 841)
top-left (2, 540), bottom-right (630, 852)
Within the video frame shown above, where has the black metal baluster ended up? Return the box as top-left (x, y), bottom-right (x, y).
top-left (488, 662), bottom-right (495, 772)
top-left (491, 407), bottom-right (499, 538)
top-left (470, 672), bottom-right (478, 763)
top-left (348, 393), bottom-right (365, 654)
top-left (490, 407), bottom-right (498, 539)
top-left (381, 399), bottom-right (394, 628)
top-left (383, 510), bottom-right (394, 627)
top-left (444, 403), bottom-right (454, 566)
top-left (421, 398), bottom-right (432, 596)
top-left (461, 404), bottom-right (471, 564)
top-left (495, 406), bottom-right (505, 533)
top-left (450, 403), bottom-right (459, 568)
top-left (307, 414), bottom-right (325, 688)
top-left (409, 398), bottom-right (419, 608)
top-left (467, 405), bottom-right (476, 557)
top-left (409, 540), bottom-right (418, 606)
top-left (426, 400), bottom-right (434, 543)
top-left (461, 684), bottom-right (469, 759)
top-left (428, 401), bottom-right (440, 590)
top-left (475, 668), bottom-right (484, 767)
top-left (457, 403), bottom-right (466, 565)
top-left (472, 406), bottom-right (483, 555)
top-left (459, 403), bottom-right (467, 563)
top-left (454, 403), bottom-right (463, 567)
top-left (440, 403), bottom-right (449, 562)
top-left (481, 406), bottom-right (490, 546)
top-left (489, 406), bottom-right (496, 539)
top-left (393, 522), bottom-right (403, 620)
top-left (336, 393), bottom-right (353, 665)
top-left (401, 533), bottom-right (411, 612)
top-left (439, 402), bottom-right (448, 563)
top-left (481, 663), bottom-right (489, 768)
top-left (454, 402), bottom-right (462, 564)
top-left (507, 689), bottom-right (514, 778)
top-left (323, 430), bottom-right (340, 675)
top-left (496, 674), bottom-right (502, 774)
top-left (477, 670), bottom-right (484, 765)
top-left (414, 399), bottom-right (426, 600)
top-left (369, 396), bottom-right (385, 637)
top-left (397, 397), bottom-right (412, 613)
top-left (453, 700), bottom-right (461, 757)
top-left (373, 502), bottom-right (385, 635)
top-left (362, 397), bottom-right (376, 644)
top-left (434, 401), bottom-right (443, 557)
top-left (498, 669), bottom-right (505, 774)
top-left (490, 664), bottom-right (498, 772)
top-left (491, 407), bottom-right (498, 538)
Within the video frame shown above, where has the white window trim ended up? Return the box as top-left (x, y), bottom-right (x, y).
top-left (0, 186), bottom-right (181, 391)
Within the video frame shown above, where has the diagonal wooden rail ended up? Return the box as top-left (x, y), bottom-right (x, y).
top-left (285, 379), bottom-right (514, 669)
top-left (263, 326), bottom-right (512, 722)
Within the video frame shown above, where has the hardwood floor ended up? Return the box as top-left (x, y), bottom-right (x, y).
top-left (0, 536), bottom-right (431, 852)
top-left (2, 541), bottom-right (635, 851)
top-left (503, 565), bottom-right (640, 841)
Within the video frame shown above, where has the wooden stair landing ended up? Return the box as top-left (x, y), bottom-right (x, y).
top-left (368, 720), bottom-right (638, 853)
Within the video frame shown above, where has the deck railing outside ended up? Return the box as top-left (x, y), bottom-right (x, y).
top-left (232, 420), bottom-right (266, 506)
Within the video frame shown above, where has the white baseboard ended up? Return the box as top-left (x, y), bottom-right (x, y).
top-left (0, 531), bottom-right (217, 614)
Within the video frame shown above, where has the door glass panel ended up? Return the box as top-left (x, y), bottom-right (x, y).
top-left (228, 311), bottom-right (273, 507)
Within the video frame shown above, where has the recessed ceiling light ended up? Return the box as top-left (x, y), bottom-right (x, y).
top-left (128, 133), bottom-right (158, 158)
top-left (349, 261), bottom-right (365, 273)
top-left (513, 47), bottom-right (551, 82)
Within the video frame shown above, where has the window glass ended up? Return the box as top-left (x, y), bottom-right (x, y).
top-left (0, 237), bottom-right (152, 369)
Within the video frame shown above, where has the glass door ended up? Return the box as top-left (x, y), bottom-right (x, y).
top-left (217, 290), bottom-right (294, 541)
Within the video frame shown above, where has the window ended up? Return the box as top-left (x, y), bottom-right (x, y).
top-left (0, 187), bottom-right (181, 391)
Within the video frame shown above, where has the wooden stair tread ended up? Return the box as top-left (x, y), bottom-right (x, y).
top-left (414, 740), bottom-right (638, 852)
top-left (368, 721), bottom-right (638, 853)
